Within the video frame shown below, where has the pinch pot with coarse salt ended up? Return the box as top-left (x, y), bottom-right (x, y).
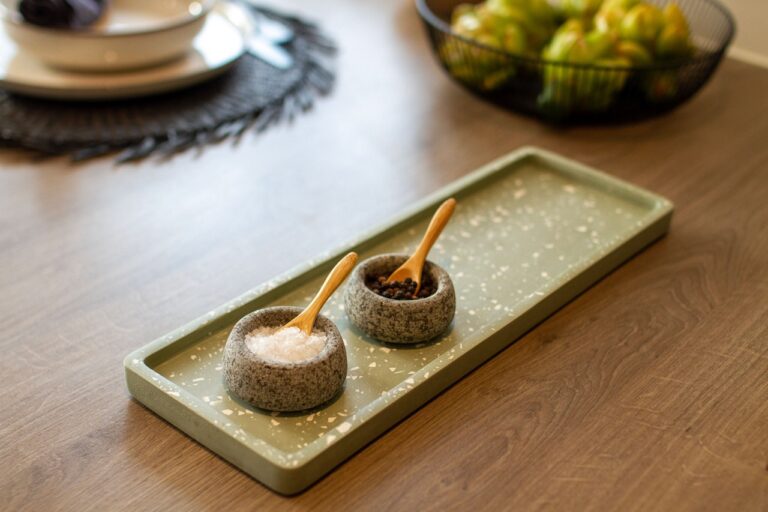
top-left (223, 306), bottom-right (347, 412)
top-left (344, 254), bottom-right (456, 344)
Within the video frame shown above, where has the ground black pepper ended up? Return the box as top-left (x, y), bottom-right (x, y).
top-left (365, 273), bottom-right (436, 300)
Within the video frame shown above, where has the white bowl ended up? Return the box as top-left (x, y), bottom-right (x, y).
top-left (0, 0), bottom-right (216, 72)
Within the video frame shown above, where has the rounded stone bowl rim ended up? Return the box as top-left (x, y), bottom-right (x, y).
top-left (228, 305), bottom-right (343, 369)
top-left (350, 253), bottom-right (453, 308)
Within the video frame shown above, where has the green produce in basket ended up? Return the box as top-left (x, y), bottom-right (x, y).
top-left (615, 39), bottom-right (653, 66)
top-left (656, 23), bottom-right (690, 58)
top-left (451, 4), bottom-right (481, 34)
top-left (639, 3), bottom-right (691, 99)
top-left (594, 0), bottom-right (640, 33)
top-left (445, 0), bottom-right (559, 91)
top-left (538, 23), bottom-right (630, 115)
top-left (445, 0), bottom-right (695, 112)
top-left (655, 4), bottom-right (692, 59)
top-left (481, 0), bottom-right (557, 52)
top-left (619, 4), bottom-right (663, 47)
top-left (559, 0), bottom-right (603, 19)
top-left (554, 18), bottom-right (588, 37)
top-left (584, 28), bottom-right (616, 58)
top-left (446, 4), bottom-right (515, 90)
top-left (451, 0), bottom-right (556, 54)
top-left (483, 0), bottom-right (533, 27)
top-left (594, 5), bottom-right (625, 33)
top-left (438, 39), bottom-right (516, 91)
top-left (645, 70), bottom-right (679, 101)
top-left (662, 2), bottom-right (688, 30)
top-left (602, 0), bottom-right (641, 9)
top-left (528, 0), bottom-right (558, 25)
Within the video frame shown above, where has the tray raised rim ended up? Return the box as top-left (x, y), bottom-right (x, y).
top-left (124, 146), bottom-right (673, 493)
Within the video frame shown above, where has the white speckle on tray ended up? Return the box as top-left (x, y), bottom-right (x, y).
top-left (222, 409), bottom-right (233, 416)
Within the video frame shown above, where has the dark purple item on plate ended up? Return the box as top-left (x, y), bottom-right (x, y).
top-left (18, 0), bottom-right (106, 28)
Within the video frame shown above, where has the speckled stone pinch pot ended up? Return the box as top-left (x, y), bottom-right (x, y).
top-left (223, 306), bottom-right (347, 412)
top-left (344, 254), bottom-right (455, 344)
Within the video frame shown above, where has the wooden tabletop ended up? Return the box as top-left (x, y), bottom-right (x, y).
top-left (1, 1), bottom-right (767, 510)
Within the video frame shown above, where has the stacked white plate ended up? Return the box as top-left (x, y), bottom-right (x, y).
top-left (0, 0), bottom-right (246, 100)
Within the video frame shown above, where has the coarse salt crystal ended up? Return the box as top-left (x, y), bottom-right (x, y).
top-left (245, 326), bottom-right (326, 363)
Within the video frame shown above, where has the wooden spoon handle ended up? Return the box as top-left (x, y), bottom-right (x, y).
top-left (412, 198), bottom-right (456, 264)
top-left (285, 252), bottom-right (358, 334)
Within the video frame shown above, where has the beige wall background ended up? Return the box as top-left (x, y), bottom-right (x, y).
top-left (720, 0), bottom-right (768, 67)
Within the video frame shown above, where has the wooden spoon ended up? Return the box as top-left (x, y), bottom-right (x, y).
top-left (282, 252), bottom-right (358, 335)
top-left (387, 198), bottom-right (456, 293)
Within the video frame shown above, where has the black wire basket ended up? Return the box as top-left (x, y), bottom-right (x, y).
top-left (417, 0), bottom-right (735, 123)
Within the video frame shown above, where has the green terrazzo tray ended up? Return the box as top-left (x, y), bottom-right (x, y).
top-left (124, 147), bottom-right (673, 494)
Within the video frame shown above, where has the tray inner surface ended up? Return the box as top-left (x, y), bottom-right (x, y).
top-left (151, 157), bottom-right (658, 464)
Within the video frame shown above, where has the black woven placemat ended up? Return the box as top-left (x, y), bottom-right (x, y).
top-left (0, 4), bottom-right (336, 162)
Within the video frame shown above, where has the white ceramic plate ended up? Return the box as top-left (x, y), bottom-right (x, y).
top-left (0, 10), bottom-right (246, 100)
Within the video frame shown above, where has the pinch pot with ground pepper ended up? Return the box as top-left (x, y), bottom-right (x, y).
top-left (366, 273), bottom-right (436, 300)
top-left (344, 253), bottom-right (455, 344)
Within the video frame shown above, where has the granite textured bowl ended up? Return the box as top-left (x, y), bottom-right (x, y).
top-left (344, 254), bottom-right (455, 344)
top-left (223, 306), bottom-right (347, 412)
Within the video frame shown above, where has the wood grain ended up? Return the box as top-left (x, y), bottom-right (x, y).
top-left (1, 0), bottom-right (767, 510)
